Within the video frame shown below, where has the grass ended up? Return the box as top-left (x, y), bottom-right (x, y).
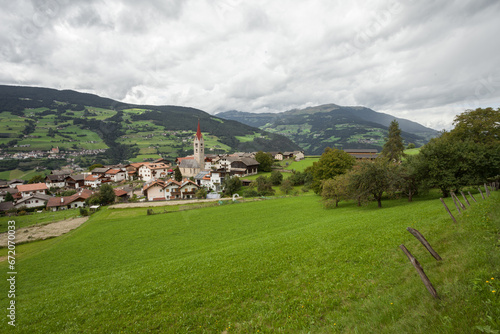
top-left (0, 169), bottom-right (50, 181)
top-left (0, 191), bottom-right (498, 333)
top-left (0, 209), bottom-right (80, 233)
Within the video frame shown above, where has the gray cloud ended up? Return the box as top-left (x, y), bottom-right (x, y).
top-left (1, 0), bottom-right (499, 130)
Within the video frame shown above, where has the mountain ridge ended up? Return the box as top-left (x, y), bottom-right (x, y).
top-left (217, 104), bottom-right (438, 154)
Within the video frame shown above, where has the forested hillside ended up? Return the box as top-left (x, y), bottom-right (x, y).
top-left (0, 85), bottom-right (300, 169)
top-left (218, 104), bottom-right (438, 154)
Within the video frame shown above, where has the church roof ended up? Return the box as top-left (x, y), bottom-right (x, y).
top-left (196, 120), bottom-right (203, 140)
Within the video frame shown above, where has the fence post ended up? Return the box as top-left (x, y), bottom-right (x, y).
top-left (460, 191), bottom-right (471, 207)
top-left (450, 193), bottom-right (462, 213)
top-left (406, 227), bottom-right (442, 261)
top-left (440, 198), bottom-right (457, 223)
top-left (478, 187), bottom-right (485, 200)
top-left (399, 245), bottom-right (439, 299)
top-left (484, 183), bottom-right (491, 197)
top-left (452, 192), bottom-right (466, 210)
top-left (468, 191), bottom-right (477, 203)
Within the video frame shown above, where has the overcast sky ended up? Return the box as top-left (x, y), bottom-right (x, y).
top-left (1, 0), bottom-right (499, 130)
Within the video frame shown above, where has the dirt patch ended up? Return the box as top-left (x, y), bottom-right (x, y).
top-left (0, 217), bottom-right (89, 248)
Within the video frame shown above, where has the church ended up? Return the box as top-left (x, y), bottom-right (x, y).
top-left (177, 121), bottom-right (207, 177)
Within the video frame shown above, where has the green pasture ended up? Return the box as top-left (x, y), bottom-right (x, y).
top-left (1, 191), bottom-right (498, 333)
top-left (0, 209), bottom-right (80, 234)
top-left (0, 169), bottom-right (49, 182)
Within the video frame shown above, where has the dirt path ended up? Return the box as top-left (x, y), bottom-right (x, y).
top-left (0, 217), bottom-right (89, 248)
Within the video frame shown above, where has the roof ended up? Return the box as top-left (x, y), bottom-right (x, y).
top-left (113, 189), bottom-right (128, 197)
top-left (66, 174), bottom-right (86, 181)
top-left (8, 179), bottom-right (24, 185)
top-left (0, 188), bottom-right (19, 195)
top-left (17, 183), bottom-right (48, 192)
top-left (85, 175), bottom-right (101, 181)
top-left (179, 159), bottom-right (201, 168)
top-left (0, 201), bottom-right (14, 211)
top-left (46, 190), bottom-right (93, 208)
top-left (46, 174), bottom-right (66, 182)
top-left (194, 171), bottom-right (210, 179)
top-left (106, 169), bottom-right (124, 175)
top-left (91, 167), bottom-right (110, 173)
top-left (16, 193), bottom-right (52, 204)
top-left (142, 180), bottom-right (166, 191)
top-left (196, 120), bottom-right (203, 140)
top-left (344, 149), bottom-right (378, 153)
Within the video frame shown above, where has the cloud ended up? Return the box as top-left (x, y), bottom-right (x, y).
top-left (1, 0), bottom-right (499, 130)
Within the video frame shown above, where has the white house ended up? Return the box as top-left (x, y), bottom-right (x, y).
top-left (14, 194), bottom-right (52, 209)
top-left (17, 183), bottom-right (48, 198)
top-left (105, 169), bottom-right (127, 182)
top-left (84, 175), bottom-right (102, 188)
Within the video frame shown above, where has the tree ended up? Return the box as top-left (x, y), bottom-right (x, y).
top-left (174, 167), bottom-right (183, 182)
top-left (28, 174), bottom-right (45, 184)
top-left (449, 107), bottom-right (500, 145)
top-left (398, 155), bottom-right (424, 202)
top-left (321, 173), bottom-right (350, 208)
top-left (307, 147), bottom-right (356, 194)
top-left (195, 188), bottom-right (207, 199)
top-left (381, 119), bottom-right (405, 162)
top-left (279, 179), bottom-right (294, 195)
top-left (348, 158), bottom-right (400, 208)
top-left (99, 184), bottom-right (116, 205)
top-left (223, 176), bottom-right (242, 196)
top-left (89, 163), bottom-right (104, 171)
top-left (254, 176), bottom-right (275, 196)
top-left (5, 192), bottom-right (14, 202)
top-left (255, 151), bottom-right (274, 172)
top-left (270, 170), bottom-right (283, 186)
top-left (407, 143), bottom-right (416, 149)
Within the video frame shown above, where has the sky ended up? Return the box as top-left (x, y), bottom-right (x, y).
top-left (1, 0), bottom-right (499, 130)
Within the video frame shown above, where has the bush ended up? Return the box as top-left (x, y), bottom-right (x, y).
top-left (79, 207), bottom-right (89, 216)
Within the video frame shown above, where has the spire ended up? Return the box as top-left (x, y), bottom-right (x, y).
top-left (196, 119), bottom-right (203, 140)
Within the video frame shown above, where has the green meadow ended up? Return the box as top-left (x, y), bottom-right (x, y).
top-left (1, 191), bottom-right (498, 333)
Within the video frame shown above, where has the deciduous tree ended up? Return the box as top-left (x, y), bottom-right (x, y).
top-left (255, 151), bottom-right (274, 172)
top-left (307, 147), bottom-right (356, 194)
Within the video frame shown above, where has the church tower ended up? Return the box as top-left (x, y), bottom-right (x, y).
top-left (194, 120), bottom-right (204, 169)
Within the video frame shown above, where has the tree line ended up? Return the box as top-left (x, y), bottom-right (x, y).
top-left (315, 108), bottom-right (500, 208)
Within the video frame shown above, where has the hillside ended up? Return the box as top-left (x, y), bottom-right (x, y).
top-left (218, 104), bottom-right (438, 155)
top-left (0, 85), bottom-right (300, 168)
top-left (1, 192), bottom-right (498, 332)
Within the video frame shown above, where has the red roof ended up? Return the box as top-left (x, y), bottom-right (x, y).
top-left (17, 183), bottom-right (48, 192)
top-left (196, 120), bottom-right (203, 140)
top-left (106, 169), bottom-right (123, 175)
top-left (85, 175), bottom-right (100, 181)
top-left (113, 189), bottom-right (128, 197)
top-left (46, 190), bottom-right (93, 208)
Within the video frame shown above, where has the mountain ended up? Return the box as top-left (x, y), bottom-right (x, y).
top-left (0, 85), bottom-right (300, 167)
top-left (217, 104), bottom-right (438, 155)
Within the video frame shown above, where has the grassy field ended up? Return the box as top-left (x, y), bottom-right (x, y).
top-left (0, 190), bottom-right (498, 333)
top-left (0, 169), bottom-right (50, 181)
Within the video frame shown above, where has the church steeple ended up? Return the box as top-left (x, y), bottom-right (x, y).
top-left (193, 119), bottom-right (204, 169)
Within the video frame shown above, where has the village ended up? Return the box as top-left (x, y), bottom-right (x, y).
top-left (0, 121), bottom-right (310, 214)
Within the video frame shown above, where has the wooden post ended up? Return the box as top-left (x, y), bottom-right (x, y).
top-left (440, 198), bottom-right (457, 223)
top-left (478, 187), bottom-right (485, 200)
top-left (484, 183), bottom-right (491, 197)
top-left (468, 191), bottom-right (477, 203)
top-left (450, 192), bottom-right (462, 213)
top-left (399, 245), bottom-right (439, 299)
top-left (406, 227), bottom-right (442, 261)
top-left (452, 192), bottom-right (466, 210)
top-left (460, 191), bottom-right (471, 207)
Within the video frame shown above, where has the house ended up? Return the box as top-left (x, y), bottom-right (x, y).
top-left (216, 156), bottom-right (259, 176)
top-left (142, 178), bottom-right (200, 201)
top-left (105, 169), bottom-right (127, 182)
top-left (137, 162), bottom-right (170, 181)
top-left (125, 162), bottom-right (144, 180)
top-left (17, 183), bottom-right (48, 198)
top-left (90, 167), bottom-right (110, 176)
top-left (8, 179), bottom-right (24, 189)
top-left (0, 201), bottom-right (14, 213)
top-left (45, 174), bottom-right (67, 189)
top-left (344, 149), bottom-right (378, 159)
top-left (46, 189), bottom-right (93, 211)
top-left (14, 194), bottom-right (52, 209)
top-left (65, 174), bottom-right (86, 189)
top-left (293, 151), bottom-right (305, 161)
top-left (84, 174), bottom-right (104, 188)
top-left (113, 188), bottom-right (129, 201)
top-left (0, 188), bottom-right (19, 202)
